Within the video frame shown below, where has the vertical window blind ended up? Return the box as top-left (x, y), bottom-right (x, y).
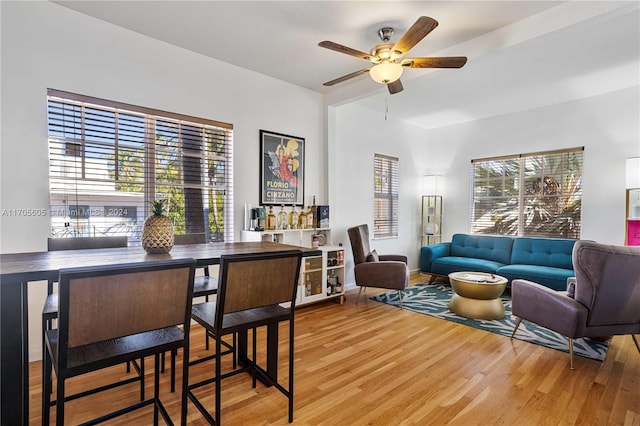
top-left (373, 153), bottom-right (399, 238)
top-left (47, 89), bottom-right (234, 244)
top-left (470, 147), bottom-right (583, 238)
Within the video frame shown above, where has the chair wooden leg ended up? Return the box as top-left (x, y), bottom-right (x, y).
top-left (215, 336), bottom-right (222, 425)
top-left (153, 353), bottom-right (160, 425)
top-left (252, 327), bottom-right (257, 388)
top-left (56, 376), bottom-right (66, 425)
top-left (510, 317), bottom-right (522, 339)
top-left (140, 357), bottom-right (145, 401)
top-left (397, 290), bottom-right (403, 309)
top-left (569, 339), bottom-right (574, 370)
top-left (42, 343), bottom-right (52, 425)
top-left (205, 294), bottom-right (210, 351)
top-left (289, 317), bottom-right (295, 423)
top-left (632, 334), bottom-right (640, 353)
top-left (170, 349), bottom-right (176, 393)
top-left (181, 340), bottom-right (189, 426)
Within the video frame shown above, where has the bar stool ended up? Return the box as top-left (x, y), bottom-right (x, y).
top-left (42, 258), bottom-right (196, 425)
top-left (187, 250), bottom-right (302, 425)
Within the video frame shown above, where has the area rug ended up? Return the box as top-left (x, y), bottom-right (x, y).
top-left (370, 283), bottom-right (609, 361)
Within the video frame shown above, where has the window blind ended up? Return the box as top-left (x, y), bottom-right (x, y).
top-left (373, 154), bottom-right (399, 238)
top-left (47, 89), bottom-right (234, 244)
top-left (470, 147), bottom-right (583, 238)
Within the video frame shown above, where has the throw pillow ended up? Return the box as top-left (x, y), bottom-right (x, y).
top-left (566, 277), bottom-right (576, 298)
top-left (366, 250), bottom-right (379, 262)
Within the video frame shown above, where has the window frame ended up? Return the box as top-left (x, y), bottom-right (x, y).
top-left (373, 153), bottom-right (399, 238)
top-left (47, 89), bottom-right (234, 244)
top-left (470, 147), bottom-right (584, 239)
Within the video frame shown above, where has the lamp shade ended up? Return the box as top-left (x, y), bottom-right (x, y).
top-left (626, 157), bottom-right (640, 189)
top-left (369, 62), bottom-right (403, 84)
top-left (422, 175), bottom-right (444, 196)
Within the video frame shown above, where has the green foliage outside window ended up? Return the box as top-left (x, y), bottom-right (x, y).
top-left (471, 149), bottom-right (583, 239)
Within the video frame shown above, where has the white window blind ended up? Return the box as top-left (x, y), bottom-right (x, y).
top-left (373, 153), bottom-right (399, 238)
top-left (470, 147), bottom-right (583, 238)
top-left (47, 89), bottom-right (234, 244)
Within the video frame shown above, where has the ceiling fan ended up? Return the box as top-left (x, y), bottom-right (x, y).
top-left (318, 16), bottom-right (467, 94)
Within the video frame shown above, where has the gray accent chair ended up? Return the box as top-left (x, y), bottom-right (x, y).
top-left (511, 240), bottom-right (640, 369)
top-left (347, 224), bottom-right (410, 307)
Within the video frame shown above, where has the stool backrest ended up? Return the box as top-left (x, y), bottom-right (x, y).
top-left (216, 250), bottom-right (302, 317)
top-left (48, 236), bottom-right (128, 251)
top-left (57, 259), bottom-right (195, 350)
top-left (173, 234), bottom-right (207, 245)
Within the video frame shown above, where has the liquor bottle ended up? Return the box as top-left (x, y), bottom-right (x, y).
top-left (277, 204), bottom-right (288, 230)
top-left (266, 205), bottom-right (276, 230)
top-left (288, 205), bottom-right (299, 230)
top-left (309, 195), bottom-right (317, 229)
top-left (298, 205), bottom-right (307, 229)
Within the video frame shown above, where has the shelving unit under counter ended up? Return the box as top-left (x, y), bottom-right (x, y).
top-left (241, 228), bottom-right (345, 306)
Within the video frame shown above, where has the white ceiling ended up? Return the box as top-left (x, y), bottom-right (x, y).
top-left (53, 1), bottom-right (639, 129)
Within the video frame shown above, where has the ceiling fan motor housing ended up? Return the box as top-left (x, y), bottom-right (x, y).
top-left (370, 43), bottom-right (402, 64)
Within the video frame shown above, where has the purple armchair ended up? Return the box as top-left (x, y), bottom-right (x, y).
top-left (347, 224), bottom-right (410, 307)
top-left (511, 241), bottom-right (640, 369)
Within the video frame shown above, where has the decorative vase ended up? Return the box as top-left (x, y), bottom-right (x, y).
top-left (141, 199), bottom-right (174, 254)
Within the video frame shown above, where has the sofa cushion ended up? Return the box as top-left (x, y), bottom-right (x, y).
top-left (431, 256), bottom-right (506, 276)
top-left (450, 234), bottom-right (513, 264)
top-left (510, 237), bottom-right (576, 269)
top-left (497, 264), bottom-right (574, 291)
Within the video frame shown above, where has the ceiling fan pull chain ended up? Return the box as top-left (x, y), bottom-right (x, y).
top-left (385, 98), bottom-right (389, 121)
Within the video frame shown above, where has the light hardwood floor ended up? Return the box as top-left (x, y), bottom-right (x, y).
top-left (30, 274), bottom-right (640, 425)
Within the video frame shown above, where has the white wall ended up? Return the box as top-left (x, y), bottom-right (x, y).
top-left (329, 103), bottom-right (428, 285)
top-left (1, 1), bottom-right (325, 360)
top-left (331, 87), bottom-right (639, 288)
top-left (423, 87), bottom-right (640, 245)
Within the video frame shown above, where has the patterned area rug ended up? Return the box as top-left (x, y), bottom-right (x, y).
top-left (370, 282), bottom-right (609, 361)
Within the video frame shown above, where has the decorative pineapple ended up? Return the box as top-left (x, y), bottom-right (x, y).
top-left (142, 199), bottom-right (174, 254)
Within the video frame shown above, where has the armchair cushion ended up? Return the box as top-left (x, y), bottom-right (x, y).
top-left (354, 261), bottom-right (409, 291)
top-left (366, 250), bottom-right (379, 262)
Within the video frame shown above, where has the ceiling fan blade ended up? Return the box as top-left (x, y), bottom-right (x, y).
top-left (392, 16), bottom-right (438, 56)
top-left (318, 41), bottom-right (372, 61)
top-left (387, 79), bottom-right (404, 94)
top-left (322, 68), bottom-right (370, 86)
top-left (402, 56), bottom-right (468, 68)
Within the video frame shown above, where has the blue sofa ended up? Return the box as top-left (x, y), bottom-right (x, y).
top-left (420, 234), bottom-right (578, 291)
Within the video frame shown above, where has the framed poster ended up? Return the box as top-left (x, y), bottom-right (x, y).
top-left (260, 130), bottom-right (304, 206)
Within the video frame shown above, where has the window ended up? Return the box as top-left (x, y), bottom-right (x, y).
top-left (373, 154), bottom-right (399, 238)
top-left (47, 89), bottom-right (233, 244)
top-left (470, 147), bottom-right (583, 238)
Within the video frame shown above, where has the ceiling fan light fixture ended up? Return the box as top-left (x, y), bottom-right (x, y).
top-left (369, 62), bottom-right (403, 84)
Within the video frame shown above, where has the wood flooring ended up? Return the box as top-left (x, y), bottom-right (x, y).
top-left (29, 274), bottom-right (640, 425)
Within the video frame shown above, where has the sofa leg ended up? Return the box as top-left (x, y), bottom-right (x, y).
top-left (428, 274), bottom-right (437, 284)
top-left (510, 317), bottom-right (522, 339)
top-left (397, 290), bottom-right (403, 309)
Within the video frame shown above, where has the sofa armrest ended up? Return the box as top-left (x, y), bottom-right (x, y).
top-left (379, 254), bottom-right (408, 264)
top-left (420, 242), bottom-right (451, 272)
top-left (511, 279), bottom-right (588, 338)
top-left (355, 261), bottom-right (409, 290)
